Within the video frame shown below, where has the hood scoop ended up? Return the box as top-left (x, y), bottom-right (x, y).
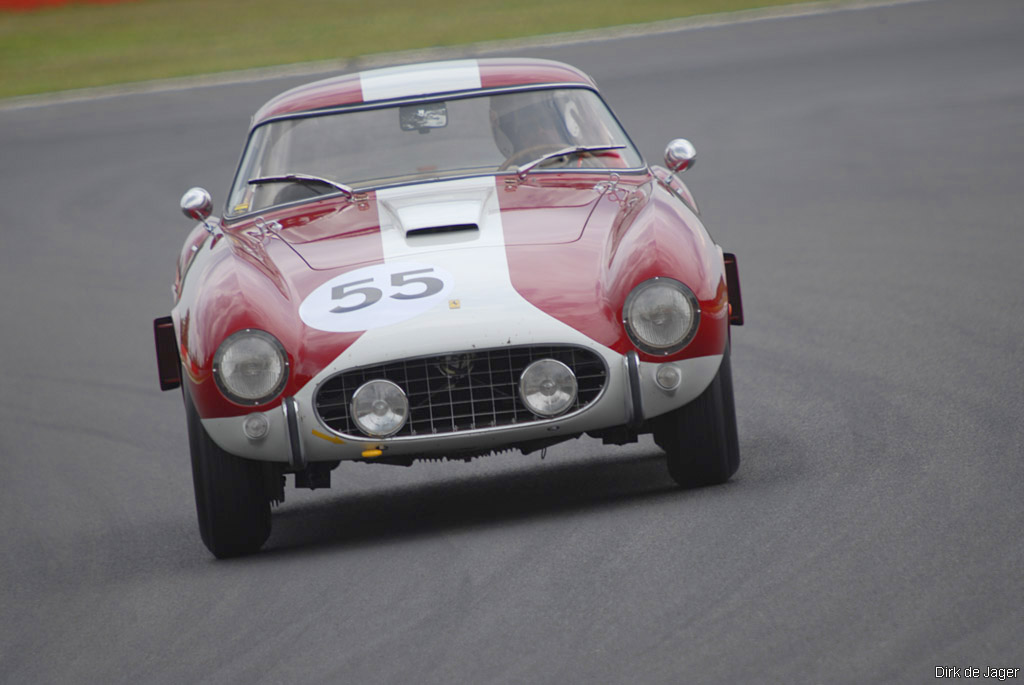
top-left (380, 190), bottom-right (488, 248)
top-left (275, 177), bottom-right (608, 272)
top-left (406, 223), bottom-right (479, 238)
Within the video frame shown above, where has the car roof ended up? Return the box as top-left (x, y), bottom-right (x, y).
top-left (250, 58), bottom-right (598, 127)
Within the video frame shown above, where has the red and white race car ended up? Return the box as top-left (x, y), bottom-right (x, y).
top-left (154, 57), bottom-right (744, 557)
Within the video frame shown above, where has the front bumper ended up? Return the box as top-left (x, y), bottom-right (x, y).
top-left (201, 343), bottom-right (722, 464)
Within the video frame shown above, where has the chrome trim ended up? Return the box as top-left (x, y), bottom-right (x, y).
top-left (282, 396), bottom-right (306, 470)
top-left (593, 172), bottom-right (621, 194)
top-left (258, 83), bottom-right (601, 125)
top-left (312, 345), bottom-right (611, 442)
top-left (251, 216), bottom-right (281, 238)
top-left (317, 397), bottom-right (604, 444)
top-left (625, 351), bottom-right (643, 430)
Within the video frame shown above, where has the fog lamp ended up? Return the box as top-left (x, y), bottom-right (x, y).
top-left (519, 359), bottom-right (577, 417)
top-left (352, 380), bottom-right (409, 437)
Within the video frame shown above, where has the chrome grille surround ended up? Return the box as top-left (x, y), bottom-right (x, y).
top-left (314, 345), bottom-right (608, 439)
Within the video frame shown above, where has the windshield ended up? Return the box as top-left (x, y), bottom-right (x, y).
top-left (226, 87), bottom-right (643, 217)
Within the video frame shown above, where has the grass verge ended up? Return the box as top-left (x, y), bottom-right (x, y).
top-left (0, 0), bottom-right (821, 99)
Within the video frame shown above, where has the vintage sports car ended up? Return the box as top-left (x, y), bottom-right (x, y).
top-left (154, 58), bottom-right (744, 557)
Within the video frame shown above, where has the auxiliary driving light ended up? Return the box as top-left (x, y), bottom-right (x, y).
top-left (519, 359), bottom-right (578, 417)
top-left (351, 379), bottom-right (409, 437)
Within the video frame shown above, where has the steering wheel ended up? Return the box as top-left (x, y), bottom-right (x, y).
top-left (498, 144), bottom-right (569, 171)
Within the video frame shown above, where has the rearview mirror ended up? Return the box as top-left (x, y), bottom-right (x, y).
top-left (180, 187), bottom-right (213, 223)
top-left (664, 139), bottom-right (696, 173)
top-left (180, 187), bottom-right (218, 234)
top-left (400, 102), bottom-right (448, 132)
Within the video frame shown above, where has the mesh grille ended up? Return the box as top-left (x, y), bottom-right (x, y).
top-left (314, 345), bottom-right (606, 437)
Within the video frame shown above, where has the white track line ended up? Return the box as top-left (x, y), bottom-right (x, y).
top-left (0, 0), bottom-right (935, 112)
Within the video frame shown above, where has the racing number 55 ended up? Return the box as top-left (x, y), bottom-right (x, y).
top-left (331, 268), bottom-right (445, 313)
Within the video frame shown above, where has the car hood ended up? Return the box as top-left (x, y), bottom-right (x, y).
top-left (188, 172), bottom-right (726, 419)
top-left (271, 176), bottom-right (606, 271)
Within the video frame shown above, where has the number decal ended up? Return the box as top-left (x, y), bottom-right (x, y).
top-left (300, 262), bottom-right (455, 332)
top-left (330, 278), bottom-right (383, 313)
top-left (389, 268), bottom-right (445, 300)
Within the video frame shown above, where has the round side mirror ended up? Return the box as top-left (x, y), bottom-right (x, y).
top-left (180, 187), bottom-right (213, 223)
top-left (664, 139), bottom-right (696, 173)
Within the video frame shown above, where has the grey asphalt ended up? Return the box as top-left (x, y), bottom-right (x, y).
top-left (1, 0), bottom-right (1022, 682)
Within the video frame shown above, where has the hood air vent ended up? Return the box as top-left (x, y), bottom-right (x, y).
top-left (406, 223), bottom-right (478, 237)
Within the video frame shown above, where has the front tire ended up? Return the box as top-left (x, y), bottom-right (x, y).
top-left (654, 343), bottom-right (740, 487)
top-left (184, 389), bottom-right (271, 558)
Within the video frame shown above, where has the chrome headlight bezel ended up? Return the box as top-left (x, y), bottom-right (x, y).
top-left (623, 277), bottom-right (701, 356)
top-left (212, 329), bottom-right (289, 406)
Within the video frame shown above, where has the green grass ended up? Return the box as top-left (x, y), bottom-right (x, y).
top-left (1, 0), bottom-right (815, 99)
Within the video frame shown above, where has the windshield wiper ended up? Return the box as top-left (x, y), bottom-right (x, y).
top-left (516, 145), bottom-right (627, 179)
top-left (248, 173), bottom-right (354, 199)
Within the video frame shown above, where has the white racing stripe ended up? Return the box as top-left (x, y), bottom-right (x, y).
top-left (315, 176), bottom-right (606, 365)
top-left (359, 59), bottom-right (481, 102)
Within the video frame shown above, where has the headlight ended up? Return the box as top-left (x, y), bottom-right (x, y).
top-left (519, 359), bottom-right (578, 417)
top-left (213, 329), bottom-right (288, 405)
top-left (351, 380), bottom-right (409, 437)
top-left (623, 278), bottom-right (700, 355)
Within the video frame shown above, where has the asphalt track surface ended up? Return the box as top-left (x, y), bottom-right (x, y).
top-left (2, 1), bottom-right (1022, 682)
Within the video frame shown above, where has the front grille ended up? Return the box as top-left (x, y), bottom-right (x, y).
top-left (314, 345), bottom-right (606, 438)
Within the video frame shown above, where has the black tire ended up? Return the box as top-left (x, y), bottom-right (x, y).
top-left (184, 389), bottom-right (271, 558)
top-left (654, 343), bottom-right (740, 487)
